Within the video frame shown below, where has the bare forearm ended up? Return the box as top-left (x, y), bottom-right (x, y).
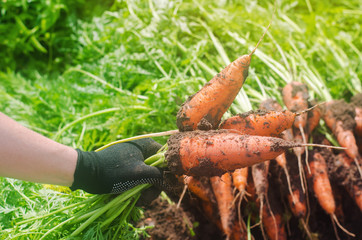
top-left (0, 112), bottom-right (77, 186)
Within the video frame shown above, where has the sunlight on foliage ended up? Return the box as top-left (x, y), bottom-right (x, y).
top-left (0, 0), bottom-right (361, 238)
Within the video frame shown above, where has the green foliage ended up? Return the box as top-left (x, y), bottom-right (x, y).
top-left (0, 0), bottom-right (361, 238)
top-left (0, 0), bottom-right (113, 74)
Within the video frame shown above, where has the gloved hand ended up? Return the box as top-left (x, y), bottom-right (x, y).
top-left (70, 138), bottom-right (163, 194)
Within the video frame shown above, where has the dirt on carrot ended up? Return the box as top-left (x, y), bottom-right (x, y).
top-left (165, 130), bottom-right (308, 177)
top-left (350, 93), bottom-right (362, 108)
top-left (323, 100), bottom-right (356, 131)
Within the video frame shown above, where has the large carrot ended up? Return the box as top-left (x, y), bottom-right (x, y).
top-left (308, 151), bottom-right (355, 239)
top-left (165, 130), bottom-right (343, 177)
top-left (323, 100), bottom-right (362, 178)
top-left (176, 22), bottom-right (272, 132)
top-left (210, 172), bottom-right (235, 239)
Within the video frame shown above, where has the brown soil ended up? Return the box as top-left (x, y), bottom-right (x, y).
top-left (350, 93), bottom-right (362, 108)
top-left (138, 196), bottom-right (223, 240)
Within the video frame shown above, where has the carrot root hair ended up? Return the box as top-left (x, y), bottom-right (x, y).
top-left (283, 165), bottom-right (296, 204)
top-left (295, 102), bottom-right (325, 116)
top-left (299, 124), bottom-right (311, 174)
top-left (177, 184), bottom-right (188, 209)
top-left (331, 213), bottom-right (355, 237)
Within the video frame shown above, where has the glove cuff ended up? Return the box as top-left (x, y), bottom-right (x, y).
top-left (70, 149), bottom-right (107, 194)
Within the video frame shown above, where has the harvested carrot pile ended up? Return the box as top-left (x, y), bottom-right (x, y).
top-left (136, 16), bottom-right (362, 239)
top-left (146, 37), bottom-right (362, 239)
top-left (159, 85), bottom-right (362, 239)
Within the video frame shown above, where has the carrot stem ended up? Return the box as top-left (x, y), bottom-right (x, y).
top-left (96, 130), bottom-right (177, 152)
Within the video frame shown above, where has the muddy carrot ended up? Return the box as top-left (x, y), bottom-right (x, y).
top-left (323, 100), bottom-right (362, 178)
top-left (166, 130), bottom-right (343, 177)
top-left (308, 151), bottom-right (355, 238)
top-left (282, 82), bottom-right (311, 192)
top-left (259, 99), bottom-right (296, 203)
top-left (287, 155), bottom-right (308, 218)
top-left (219, 109), bottom-right (297, 137)
top-left (201, 199), bottom-right (223, 231)
top-left (176, 22), bottom-right (272, 132)
top-left (183, 175), bottom-right (215, 203)
top-left (262, 188), bottom-right (288, 240)
top-left (281, 152), bottom-right (313, 239)
top-left (282, 81), bottom-right (309, 130)
top-left (210, 172), bottom-right (235, 238)
top-left (306, 100), bottom-right (321, 136)
top-left (332, 152), bottom-right (362, 212)
top-left (252, 161), bottom-right (270, 240)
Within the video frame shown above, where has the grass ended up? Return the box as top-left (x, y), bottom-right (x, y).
top-left (0, 0), bottom-right (361, 238)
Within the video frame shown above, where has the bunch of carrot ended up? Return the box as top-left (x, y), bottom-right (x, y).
top-left (170, 78), bottom-right (362, 239)
top-left (161, 13), bottom-right (360, 237)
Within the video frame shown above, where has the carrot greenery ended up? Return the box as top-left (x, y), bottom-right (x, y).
top-left (1, 0), bottom-right (361, 239)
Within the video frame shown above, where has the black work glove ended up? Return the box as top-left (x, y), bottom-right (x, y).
top-left (70, 138), bottom-right (163, 195)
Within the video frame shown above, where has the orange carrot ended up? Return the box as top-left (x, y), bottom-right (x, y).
top-left (308, 151), bottom-right (335, 214)
top-left (282, 82), bottom-right (311, 192)
top-left (308, 151), bottom-right (355, 238)
top-left (166, 130), bottom-right (340, 177)
top-left (262, 188), bottom-right (288, 240)
top-left (210, 172), bottom-right (235, 238)
top-left (229, 218), bottom-right (248, 240)
top-left (219, 103), bottom-right (319, 137)
top-left (262, 205), bottom-right (287, 240)
top-left (252, 161), bottom-right (270, 240)
top-left (283, 153), bottom-right (313, 239)
top-left (183, 175), bottom-right (215, 203)
top-left (323, 100), bottom-right (362, 177)
top-left (232, 167), bottom-right (248, 199)
top-left (282, 81), bottom-right (309, 130)
top-left (306, 100), bottom-right (321, 136)
top-left (259, 99), bottom-right (296, 204)
top-left (176, 22), bottom-right (272, 132)
top-left (219, 109), bottom-right (296, 137)
top-left (287, 187), bottom-right (307, 218)
top-left (201, 199), bottom-right (223, 232)
top-left (287, 155), bottom-right (308, 219)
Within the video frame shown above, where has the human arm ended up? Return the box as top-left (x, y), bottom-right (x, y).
top-left (0, 112), bottom-right (78, 186)
top-left (0, 112), bottom-right (163, 194)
